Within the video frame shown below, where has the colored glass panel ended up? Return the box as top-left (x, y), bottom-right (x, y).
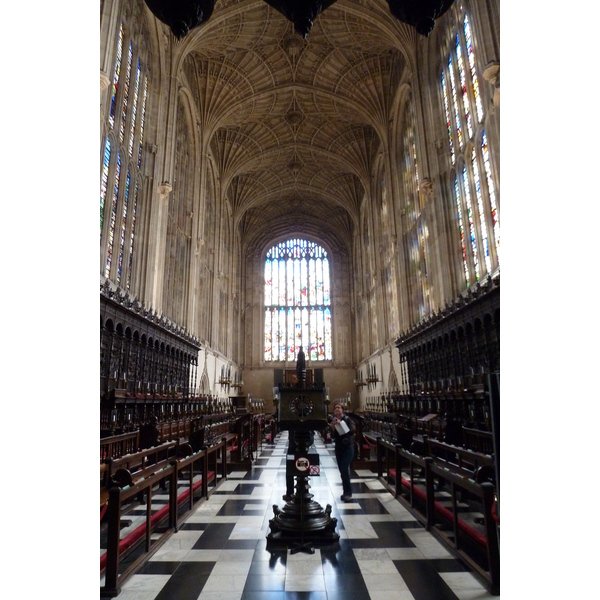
top-left (126, 180), bottom-right (138, 291)
top-left (100, 138), bottom-right (111, 235)
top-left (324, 308), bottom-right (332, 360)
top-left (448, 56), bottom-right (463, 149)
top-left (116, 169), bottom-right (130, 284)
top-left (308, 259), bottom-right (316, 304)
top-left (287, 258), bottom-right (294, 305)
top-left (105, 154), bottom-right (121, 278)
top-left (109, 23), bottom-right (123, 129)
top-left (456, 34), bottom-right (473, 139)
top-left (264, 309), bottom-right (272, 361)
top-left (138, 76), bottom-right (147, 168)
top-left (472, 149), bottom-right (491, 274)
top-left (482, 131), bottom-right (500, 263)
top-left (278, 308), bottom-right (286, 360)
top-left (464, 14), bottom-right (484, 123)
top-left (463, 164), bottom-right (480, 281)
top-left (287, 308), bottom-right (295, 361)
top-left (441, 71), bottom-right (455, 165)
top-left (264, 239), bottom-right (331, 361)
top-left (264, 258), bottom-right (272, 306)
top-left (455, 174), bottom-right (470, 286)
top-left (120, 41), bottom-right (133, 144)
top-left (323, 258), bottom-right (330, 305)
top-left (128, 59), bottom-right (141, 157)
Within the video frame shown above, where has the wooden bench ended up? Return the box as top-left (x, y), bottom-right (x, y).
top-left (374, 437), bottom-right (499, 595)
top-left (100, 440), bottom-right (179, 514)
top-left (101, 440), bottom-right (228, 596)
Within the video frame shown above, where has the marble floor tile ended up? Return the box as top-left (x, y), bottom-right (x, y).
top-left (360, 571), bottom-right (410, 591)
top-left (117, 574), bottom-right (172, 600)
top-left (404, 529), bottom-right (455, 559)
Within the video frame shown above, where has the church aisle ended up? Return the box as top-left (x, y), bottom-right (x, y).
top-left (106, 432), bottom-right (498, 600)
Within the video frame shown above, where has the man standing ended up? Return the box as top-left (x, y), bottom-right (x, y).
top-left (328, 402), bottom-right (355, 501)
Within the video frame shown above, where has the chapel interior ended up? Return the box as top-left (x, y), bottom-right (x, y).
top-left (99, 1), bottom-right (501, 598)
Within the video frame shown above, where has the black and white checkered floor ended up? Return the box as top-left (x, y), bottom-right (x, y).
top-left (102, 431), bottom-right (499, 599)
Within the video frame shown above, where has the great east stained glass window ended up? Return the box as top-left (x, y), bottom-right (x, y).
top-left (264, 239), bottom-right (332, 362)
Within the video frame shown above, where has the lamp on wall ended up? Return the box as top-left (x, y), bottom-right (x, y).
top-left (144, 1), bottom-right (455, 40)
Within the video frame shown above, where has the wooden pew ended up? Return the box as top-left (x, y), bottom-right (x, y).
top-left (100, 431), bottom-right (139, 461)
top-left (100, 440), bottom-right (179, 512)
top-left (101, 464), bottom-right (178, 595)
top-left (374, 437), bottom-right (499, 595)
top-left (101, 439), bottom-right (228, 595)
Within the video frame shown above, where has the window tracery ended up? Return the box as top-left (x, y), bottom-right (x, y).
top-left (264, 239), bottom-right (332, 362)
top-left (101, 13), bottom-right (148, 292)
top-left (441, 7), bottom-right (499, 286)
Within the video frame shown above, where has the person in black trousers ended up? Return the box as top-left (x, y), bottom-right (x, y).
top-left (328, 402), bottom-right (356, 502)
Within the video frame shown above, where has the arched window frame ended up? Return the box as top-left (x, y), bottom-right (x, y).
top-left (439, 6), bottom-right (499, 286)
top-left (101, 11), bottom-right (149, 290)
top-left (264, 238), bottom-right (332, 363)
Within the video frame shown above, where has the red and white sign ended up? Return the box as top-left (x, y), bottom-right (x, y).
top-left (309, 465), bottom-right (320, 475)
top-left (295, 457), bottom-right (310, 472)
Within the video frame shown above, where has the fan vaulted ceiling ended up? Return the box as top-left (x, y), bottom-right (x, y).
top-left (169, 0), bottom-right (422, 255)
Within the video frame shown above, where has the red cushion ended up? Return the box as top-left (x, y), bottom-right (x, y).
top-left (391, 473), bottom-right (487, 549)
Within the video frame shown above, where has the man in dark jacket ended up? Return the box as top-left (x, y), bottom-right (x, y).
top-left (328, 402), bottom-right (355, 501)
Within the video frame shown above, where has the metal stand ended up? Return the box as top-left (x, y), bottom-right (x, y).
top-left (266, 430), bottom-right (339, 551)
top-left (289, 480), bottom-right (314, 555)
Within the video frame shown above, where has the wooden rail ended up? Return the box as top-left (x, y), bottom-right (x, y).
top-left (100, 431), bottom-right (139, 461)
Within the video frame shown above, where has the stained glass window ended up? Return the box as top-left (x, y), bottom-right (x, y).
top-left (441, 11), bottom-right (499, 284)
top-left (456, 34), bottom-right (473, 139)
top-left (119, 41), bottom-right (133, 143)
top-left (472, 148), bottom-right (491, 274)
top-left (108, 22), bottom-right (123, 130)
top-left (116, 168), bottom-right (131, 285)
top-left (482, 131), bottom-right (500, 263)
top-left (105, 154), bottom-right (121, 278)
top-left (128, 59), bottom-right (141, 158)
top-left (454, 174), bottom-right (470, 286)
top-left (448, 56), bottom-right (463, 149)
top-left (441, 71), bottom-right (455, 165)
top-left (126, 180), bottom-right (139, 291)
top-left (101, 14), bottom-right (146, 288)
top-left (100, 138), bottom-right (111, 235)
top-left (138, 75), bottom-right (147, 168)
top-left (464, 13), bottom-right (484, 123)
top-left (462, 163), bottom-right (480, 281)
top-left (264, 239), bottom-right (332, 361)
